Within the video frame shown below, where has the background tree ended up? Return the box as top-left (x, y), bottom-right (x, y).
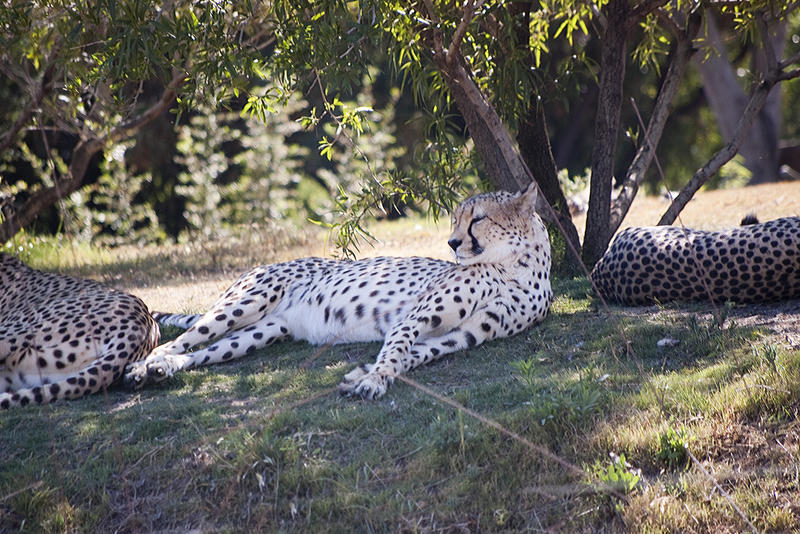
top-left (0, 0), bottom-right (272, 242)
top-left (2, 1), bottom-right (800, 272)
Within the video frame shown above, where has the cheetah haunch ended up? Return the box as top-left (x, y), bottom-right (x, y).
top-left (125, 186), bottom-right (553, 399)
top-left (1, 253), bottom-right (159, 409)
top-left (591, 217), bottom-right (800, 305)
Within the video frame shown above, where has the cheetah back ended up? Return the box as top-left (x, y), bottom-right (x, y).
top-left (1, 253), bottom-right (159, 409)
top-left (590, 217), bottom-right (800, 305)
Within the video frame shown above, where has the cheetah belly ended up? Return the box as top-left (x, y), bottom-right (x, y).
top-left (275, 303), bottom-right (388, 345)
top-left (271, 257), bottom-right (450, 345)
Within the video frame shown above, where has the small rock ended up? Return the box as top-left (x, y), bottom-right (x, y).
top-left (657, 337), bottom-right (680, 347)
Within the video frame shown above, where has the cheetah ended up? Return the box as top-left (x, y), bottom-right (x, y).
top-left (124, 186), bottom-right (553, 399)
top-left (591, 217), bottom-right (800, 305)
top-left (1, 253), bottom-right (159, 409)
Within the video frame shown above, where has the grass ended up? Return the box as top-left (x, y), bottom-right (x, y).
top-left (2, 224), bottom-right (800, 532)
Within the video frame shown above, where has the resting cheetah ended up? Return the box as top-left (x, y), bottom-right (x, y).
top-left (1, 253), bottom-right (159, 409)
top-left (125, 186), bottom-right (553, 399)
top-left (591, 216), bottom-right (800, 305)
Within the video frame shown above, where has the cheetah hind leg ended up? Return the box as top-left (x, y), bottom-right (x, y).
top-left (1, 358), bottom-right (122, 410)
top-left (124, 315), bottom-right (291, 389)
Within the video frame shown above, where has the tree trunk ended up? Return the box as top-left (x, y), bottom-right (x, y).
top-left (509, 0), bottom-right (582, 274)
top-left (694, 13), bottom-right (784, 183)
top-left (517, 101), bottom-right (583, 275)
top-left (582, 0), bottom-right (631, 268)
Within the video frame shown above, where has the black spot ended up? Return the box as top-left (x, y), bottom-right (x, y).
top-left (465, 332), bottom-right (477, 347)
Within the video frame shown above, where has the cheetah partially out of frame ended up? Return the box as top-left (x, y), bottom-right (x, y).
top-left (1, 253), bottom-right (159, 409)
top-left (125, 186), bottom-right (553, 399)
top-left (591, 216), bottom-right (800, 305)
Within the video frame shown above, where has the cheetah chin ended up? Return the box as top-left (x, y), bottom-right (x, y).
top-left (125, 185), bottom-right (554, 399)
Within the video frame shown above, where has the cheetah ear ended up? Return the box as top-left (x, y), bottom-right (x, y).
top-left (516, 183), bottom-right (539, 213)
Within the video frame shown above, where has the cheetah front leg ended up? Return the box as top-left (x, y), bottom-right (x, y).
top-left (339, 310), bottom-right (500, 400)
top-left (124, 315), bottom-right (291, 388)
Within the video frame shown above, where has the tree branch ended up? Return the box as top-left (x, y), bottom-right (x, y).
top-left (110, 71), bottom-right (185, 143)
top-left (779, 49), bottom-right (800, 69)
top-left (0, 71), bottom-right (186, 244)
top-left (630, 0), bottom-right (670, 21)
top-left (609, 10), bottom-right (700, 232)
top-left (447, 0), bottom-right (485, 66)
top-left (658, 77), bottom-right (775, 225)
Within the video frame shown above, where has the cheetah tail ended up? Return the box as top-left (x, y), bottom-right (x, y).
top-left (151, 312), bottom-right (201, 330)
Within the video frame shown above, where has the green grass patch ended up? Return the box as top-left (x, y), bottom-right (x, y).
top-left (2, 248), bottom-right (799, 532)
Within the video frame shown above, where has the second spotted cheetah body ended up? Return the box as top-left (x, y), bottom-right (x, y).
top-left (125, 186), bottom-right (553, 399)
top-left (591, 217), bottom-right (800, 305)
top-left (1, 253), bottom-right (159, 409)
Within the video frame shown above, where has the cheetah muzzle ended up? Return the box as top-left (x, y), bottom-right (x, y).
top-left (125, 185), bottom-right (554, 399)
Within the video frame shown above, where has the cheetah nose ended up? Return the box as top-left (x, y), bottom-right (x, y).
top-left (448, 238), bottom-right (462, 252)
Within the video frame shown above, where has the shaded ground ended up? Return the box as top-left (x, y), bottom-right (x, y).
top-left (2, 184), bottom-right (799, 532)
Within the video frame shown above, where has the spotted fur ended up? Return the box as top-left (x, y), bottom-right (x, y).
top-left (125, 186), bottom-right (553, 399)
top-left (591, 217), bottom-right (800, 305)
top-left (1, 253), bottom-right (159, 409)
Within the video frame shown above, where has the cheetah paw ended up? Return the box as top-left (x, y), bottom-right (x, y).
top-left (123, 354), bottom-right (177, 389)
top-left (338, 364), bottom-right (393, 400)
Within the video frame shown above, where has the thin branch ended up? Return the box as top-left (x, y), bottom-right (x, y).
top-left (312, 69), bottom-right (383, 190)
top-left (421, 0), bottom-right (445, 57)
top-left (658, 76), bottom-right (774, 225)
top-left (629, 0), bottom-right (670, 21)
top-left (609, 10), bottom-right (700, 231)
top-left (779, 49), bottom-right (800, 69)
top-left (685, 448), bottom-right (758, 533)
top-left (654, 7), bottom-right (682, 37)
top-left (110, 70), bottom-right (185, 143)
top-left (0, 61), bottom-right (57, 155)
top-left (447, 0), bottom-right (485, 66)
top-left (777, 67), bottom-right (800, 81)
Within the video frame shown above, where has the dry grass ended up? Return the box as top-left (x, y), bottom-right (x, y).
top-left (126, 182), bottom-right (800, 312)
top-left (574, 180), bottom-right (800, 237)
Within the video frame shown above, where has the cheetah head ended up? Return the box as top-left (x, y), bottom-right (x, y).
top-left (447, 185), bottom-right (549, 266)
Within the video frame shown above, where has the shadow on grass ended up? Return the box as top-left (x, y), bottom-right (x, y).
top-left (2, 278), bottom-right (799, 533)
